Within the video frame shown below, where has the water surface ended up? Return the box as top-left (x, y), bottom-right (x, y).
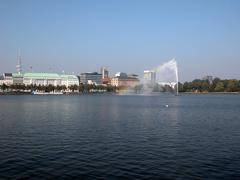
top-left (0, 94), bottom-right (240, 179)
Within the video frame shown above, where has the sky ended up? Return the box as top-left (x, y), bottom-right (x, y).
top-left (0, 0), bottom-right (240, 81)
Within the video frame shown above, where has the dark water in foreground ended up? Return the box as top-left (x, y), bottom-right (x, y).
top-left (0, 94), bottom-right (240, 179)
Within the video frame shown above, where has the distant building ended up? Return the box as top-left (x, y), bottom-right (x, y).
top-left (101, 67), bottom-right (109, 79)
top-left (12, 73), bottom-right (24, 85)
top-left (60, 74), bottom-right (80, 87)
top-left (80, 72), bottom-right (102, 85)
top-left (0, 73), bottom-right (24, 85)
top-left (24, 73), bottom-right (61, 86)
top-left (23, 73), bottom-right (79, 87)
top-left (100, 67), bottom-right (110, 84)
top-left (0, 75), bottom-right (4, 85)
top-left (202, 76), bottom-right (213, 84)
top-left (1, 73), bottom-right (13, 85)
top-left (143, 70), bottom-right (156, 87)
top-left (111, 72), bottom-right (139, 87)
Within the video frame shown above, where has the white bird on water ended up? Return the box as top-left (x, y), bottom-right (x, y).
top-left (165, 105), bottom-right (169, 108)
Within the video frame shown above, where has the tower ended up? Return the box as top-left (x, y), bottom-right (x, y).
top-left (16, 48), bottom-right (22, 74)
top-left (100, 67), bottom-right (109, 84)
top-left (101, 67), bottom-right (109, 79)
top-left (143, 70), bottom-right (156, 87)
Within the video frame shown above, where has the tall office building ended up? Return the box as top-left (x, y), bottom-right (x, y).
top-left (101, 67), bottom-right (109, 79)
top-left (143, 70), bottom-right (156, 86)
top-left (100, 67), bottom-right (110, 84)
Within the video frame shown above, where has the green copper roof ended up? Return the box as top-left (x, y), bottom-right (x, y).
top-left (60, 74), bottom-right (79, 80)
top-left (24, 73), bottom-right (61, 79)
top-left (23, 73), bottom-right (78, 80)
top-left (12, 73), bottom-right (23, 77)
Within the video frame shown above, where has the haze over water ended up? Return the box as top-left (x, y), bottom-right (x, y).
top-left (0, 94), bottom-right (240, 179)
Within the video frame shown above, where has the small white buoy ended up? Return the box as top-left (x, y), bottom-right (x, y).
top-left (165, 105), bottom-right (169, 107)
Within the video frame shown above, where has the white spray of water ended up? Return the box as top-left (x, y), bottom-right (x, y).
top-left (152, 58), bottom-right (179, 94)
top-left (121, 59), bottom-right (179, 95)
top-left (139, 58), bottom-right (179, 95)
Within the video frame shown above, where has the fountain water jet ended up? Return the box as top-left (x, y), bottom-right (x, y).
top-left (142, 58), bottom-right (179, 95)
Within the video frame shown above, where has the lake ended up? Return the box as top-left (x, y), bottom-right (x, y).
top-left (0, 94), bottom-right (240, 179)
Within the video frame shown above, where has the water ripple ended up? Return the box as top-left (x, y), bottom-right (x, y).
top-left (0, 94), bottom-right (240, 179)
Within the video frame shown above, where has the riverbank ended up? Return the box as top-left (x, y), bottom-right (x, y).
top-left (182, 92), bottom-right (240, 94)
top-left (0, 91), bottom-right (32, 95)
top-left (0, 91), bottom-right (115, 95)
top-left (1, 91), bottom-right (240, 95)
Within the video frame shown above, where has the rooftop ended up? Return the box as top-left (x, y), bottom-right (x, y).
top-left (81, 72), bottom-right (102, 75)
top-left (23, 73), bottom-right (78, 79)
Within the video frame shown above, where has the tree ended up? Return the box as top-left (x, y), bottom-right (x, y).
top-left (226, 80), bottom-right (238, 92)
top-left (61, 85), bottom-right (67, 92)
top-left (79, 83), bottom-right (84, 93)
top-left (214, 81), bottom-right (224, 92)
top-left (56, 85), bottom-right (62, 92)
top-left (183, 82), bottom-right (193, 92)
top-left (106, 85), bottom-right (117, 92)
top-left (192, 79), bottom-right (202, 91)
top-left (0, 83), bottom-right (8, 92)
top-left (210, 78), bottom-right (221, 92)
top-left (45, 84), bottom-right (55, 92)
top-left (69, 85), bottom-right (78, 92)
top-left (201, 80), bottom-right (210, 92)
top-left (177, 82), bottom-right (184, 92)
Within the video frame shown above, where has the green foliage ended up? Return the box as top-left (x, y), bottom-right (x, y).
top-left (226, 80), bottom-right (238, 92)
top-left (214, 82), bottom-right (225, 92)
top-left (178, 82), bottom-right (184, 92)
top-left (69, 84), bottom-right (78, 92)
top-left (1, 83), bottom-right (117, 93)
top-left (0, 83), bottom-right (9, 92)
top-left (2, 79), bottom-right (240, 94)
top-left (181, 78), bottom-right (240, 92)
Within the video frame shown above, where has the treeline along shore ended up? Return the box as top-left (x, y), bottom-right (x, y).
top-left (178, 78), bottom-right (240, 93)
top-left (0, 84), bottom-right (118, 95)
top-left (1, 77), bottom-right (240, 95)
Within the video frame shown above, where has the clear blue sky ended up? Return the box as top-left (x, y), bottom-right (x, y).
top-left (0, 0), bottom-right (240, 81)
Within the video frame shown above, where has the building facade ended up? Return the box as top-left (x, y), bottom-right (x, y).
top-left (12, 73), bottom-right (24, 85)
top-left (0, 75), bottom-right (4, 85)
top-left (100, 67), bottom-right (110, 84)
top-left (59, 74), bottom-right (80, 87)
top-left (0, 72), bottom-right (79, 87)
top-left (1, 73), bottom-right (13, 85)
top-left (143, 70), bottom-right (156, 87)
top-left (80, 72), bottom-right (102, 85)
top-left (111, 72), bottom-right (139, 87)
top-left (23, 73), bottom-right (79, 87)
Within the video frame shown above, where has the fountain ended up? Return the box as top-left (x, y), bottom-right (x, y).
top-left (117, 59), bottom-right (179, 96)
top-left (142, 58), bottom-right (179, 95)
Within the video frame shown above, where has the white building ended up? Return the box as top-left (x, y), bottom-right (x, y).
top-left (23, 73), bottom-right (79, 87)
top-left (0, 73), bottom-right (13, 85)
top-left (60, 74), bottom-right (80, 87)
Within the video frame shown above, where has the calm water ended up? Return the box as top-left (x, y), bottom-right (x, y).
top-left (0, 94), bottom-right (240, 179)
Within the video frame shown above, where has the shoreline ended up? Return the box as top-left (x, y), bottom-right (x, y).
top-left (1, 91), bottom-right (240, 95)
top-left (182, 92), bottom-right (240, 94)
top-left (0, 91), bottom-right (116, 95)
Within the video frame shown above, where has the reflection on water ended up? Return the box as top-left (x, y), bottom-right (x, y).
top-left (0, 94), bottom-right (240, 179)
